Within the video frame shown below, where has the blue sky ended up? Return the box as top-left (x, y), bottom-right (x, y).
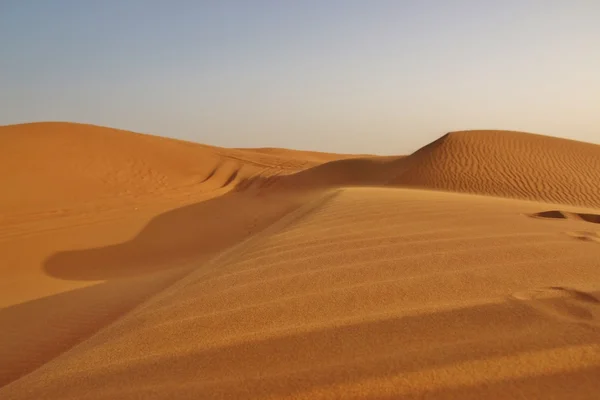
top-left (1, 1), bottom-right (599, 153)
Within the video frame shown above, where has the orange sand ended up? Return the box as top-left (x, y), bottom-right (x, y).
top-left (1, 122), bottom-right (599, 399)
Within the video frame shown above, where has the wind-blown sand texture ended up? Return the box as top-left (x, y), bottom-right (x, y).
top-left (1, 122), bottom-right (599, 399)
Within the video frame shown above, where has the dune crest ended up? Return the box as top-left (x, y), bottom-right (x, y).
top-left (392, 130), bottom-right (600, 207)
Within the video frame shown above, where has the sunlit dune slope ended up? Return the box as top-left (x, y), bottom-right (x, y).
top-left (0, 122), bottom-right (330, 214)
top-left (243, 130), bottom-right (600, 208)
top-left (3, 188), bottom-right (599, 399)
top-left (392, 130), bottom-right (600, 207)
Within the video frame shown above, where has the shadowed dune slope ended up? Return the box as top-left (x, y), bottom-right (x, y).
top-left (242, 130), bottom-right (600, 208)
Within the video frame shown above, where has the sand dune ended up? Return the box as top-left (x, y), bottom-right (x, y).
top-left (0, 122), bottom-right (332, 214)
top-left (241, 130), bottom-right (600, 208)
top-left (0, 122), bottom-right (329, 387)
top-left (392, 130), bottom-right (600, 207)
top-left (1, 122), bottom-right (600, 399)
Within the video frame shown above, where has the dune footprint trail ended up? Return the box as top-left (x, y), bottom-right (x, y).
top-left (566, 231), bottom-right (600, 243)
top-left (528, 210), bottom-right (600, 244)
top-left (2, 123), bottom-right (600, 399)
top-left (529, 210), bottom-right (600, 224)
top-left (511, 286), bottom-right (600, 326)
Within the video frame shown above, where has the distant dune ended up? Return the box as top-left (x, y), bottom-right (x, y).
top-left (392, 130), bottom-right (600, 207)
top-left (241, 130), bottom-right (600, 208)
top-left (0, 122), bottom-right (340, 215)
top-left (1, 122), bottom-right (599, 399)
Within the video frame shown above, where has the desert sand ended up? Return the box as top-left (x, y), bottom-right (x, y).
top-left (1, 122), bottom-right (599, 399)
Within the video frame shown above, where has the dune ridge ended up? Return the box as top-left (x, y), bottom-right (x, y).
top-left (391, 130), bottom-right (600, 207)
top-left (1, 122), bottom-right (600, 399)
top-left (240, 129), bottom-right (600, 208)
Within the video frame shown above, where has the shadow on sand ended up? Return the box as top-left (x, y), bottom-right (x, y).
top-left (1, 189), bottom-right (305, 388)
top-left (43, 189), bottom-right (303, 281)
top-left (6, 294), bottom-right (599, 397)
top-left (0, 269), bottom-right (189, 388)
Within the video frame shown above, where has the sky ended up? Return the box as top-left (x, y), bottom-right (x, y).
top-left (1, 1), bottom-right (599, 154)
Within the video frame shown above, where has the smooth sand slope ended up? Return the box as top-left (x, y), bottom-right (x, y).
top-left (1, 122), bottom-right (600, 399)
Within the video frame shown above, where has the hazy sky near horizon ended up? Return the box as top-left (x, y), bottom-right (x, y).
top-left (1, 1), bottom-right (599, 154)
